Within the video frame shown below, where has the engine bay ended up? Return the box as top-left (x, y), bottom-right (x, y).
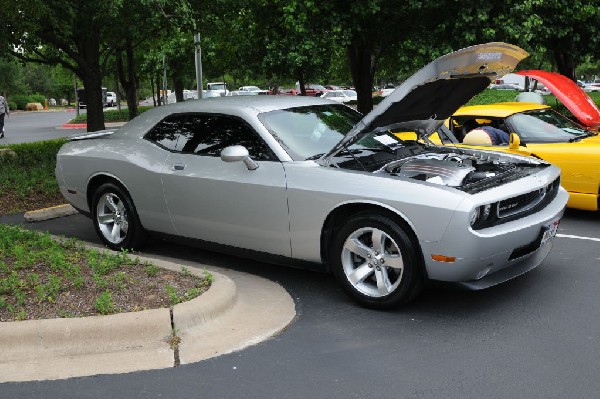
top-left (380, 149), bottom-right (546, 193)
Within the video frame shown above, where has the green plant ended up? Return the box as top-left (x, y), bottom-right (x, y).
top-left (0, 224), bottom-right (211, 321)
top-left (7, 94), bottom-right (46, 110)
top-left (203, 270), bottom-right (214, 285)
top-left (145, 264), bottom-right (159, 277)
top-left (68, 106), bottom-right (152, 123)
top-left (110, 272), bottom-right (128, 291)
top-left (95, 290), bottom-right (116, 315)
top-left (0, 139), bottom-right (66, 212)
top-left (165, 285), bottom-right (180, 305)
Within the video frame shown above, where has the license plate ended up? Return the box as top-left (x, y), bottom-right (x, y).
top-left (540, 218), bottom-right (560, 246)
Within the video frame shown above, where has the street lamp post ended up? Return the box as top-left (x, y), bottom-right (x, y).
top-left (194, 33), bottom-right (203, 99)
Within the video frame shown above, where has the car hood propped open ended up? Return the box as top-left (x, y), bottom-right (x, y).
top-left (323, 42), bottom-right (529, 161)
top-left (515, 70), bottom-right (600, 129)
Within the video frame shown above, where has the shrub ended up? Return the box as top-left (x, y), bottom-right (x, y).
top-left (0, 139), bottom-right (66, 198)
top-left (7, 94), bottom-right (48, 110)
top-left (7, 101), bottom-right (17, 111)
top-left (69, 106), bottom-right (152, 123)
top-left (9, 95), bottom-right (30, 110)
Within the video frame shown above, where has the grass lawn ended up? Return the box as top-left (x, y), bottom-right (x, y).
top-left (0, 140), bottom-right (212, 322)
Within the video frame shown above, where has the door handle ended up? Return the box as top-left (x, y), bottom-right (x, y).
top-left (172, 163), bottom-right (186, 171)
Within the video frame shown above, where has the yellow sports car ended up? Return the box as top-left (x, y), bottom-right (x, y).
top-left (436, 72), bottom-right (600, 211)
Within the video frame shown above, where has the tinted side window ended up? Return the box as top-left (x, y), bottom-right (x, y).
top-left (146, 113), bottom-right (274, 160)
top-left (179, 115), bottom-right (273, 160)
top-left (144, 114), bottom-right (187, 151)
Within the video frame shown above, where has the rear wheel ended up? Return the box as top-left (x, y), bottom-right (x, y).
top-left (331, 213), bottom-right (423, 309)
top-left (92, 182), bottom-right (147, 250)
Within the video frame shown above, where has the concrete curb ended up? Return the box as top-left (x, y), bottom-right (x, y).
top-left (24, 204), bottom-right (79, 222)
top-left (60, 122), bottom-right (127, 129)
top-left (0, 245), bottom-right (296, 382)
top-left (61, 123), bottom-right (87, 129)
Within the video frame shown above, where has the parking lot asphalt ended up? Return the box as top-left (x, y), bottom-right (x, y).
top-left (0, 208), bottom-right (295, 383)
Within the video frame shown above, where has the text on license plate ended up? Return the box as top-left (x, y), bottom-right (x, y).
top-left (541, 219), bottom-right (560, 246)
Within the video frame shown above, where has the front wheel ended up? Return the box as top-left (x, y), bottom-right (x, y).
top-left (330, 213), bottom-right (423, 309)
top-left (92, 182), bottom-right (147, 251)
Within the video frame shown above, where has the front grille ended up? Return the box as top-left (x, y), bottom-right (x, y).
top-left (498, 177), bottom-right (560, 220)
top-left (472, 177), bottom-right (560, 230)
top-left (498, 188), bottom-right (545, 218)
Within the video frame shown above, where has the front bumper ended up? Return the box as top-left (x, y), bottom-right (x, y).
top-left (422, 187), bottom-right (567, 287)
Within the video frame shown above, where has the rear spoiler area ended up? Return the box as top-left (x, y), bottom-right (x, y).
top-left (68, 129), bottom-right (117, 141)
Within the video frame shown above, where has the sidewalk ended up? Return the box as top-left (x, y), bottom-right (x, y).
top-left (0, 208), bottom-right (296, 382)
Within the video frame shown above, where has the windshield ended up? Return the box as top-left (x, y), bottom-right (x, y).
top-left (508, 109), bottom-right (589, 142)
top-left (259, 104), bottom-right (364, 160)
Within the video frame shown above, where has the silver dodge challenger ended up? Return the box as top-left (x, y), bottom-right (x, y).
top-left (56, 43), bottom-right (568, 308)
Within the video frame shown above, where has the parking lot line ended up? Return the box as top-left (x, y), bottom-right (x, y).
top-left (557, 234), bottom-right (600, 242)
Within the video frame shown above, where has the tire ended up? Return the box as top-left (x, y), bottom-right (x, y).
top-left (330, 212), bottom-right (423, 309)
top-left (92, 182), bottom-right (147, 251)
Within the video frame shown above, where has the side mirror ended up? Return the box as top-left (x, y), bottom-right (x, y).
top-left (508, 133), bottom-right (521, 150)
top-left (220, 145), bottom-right (259, 170)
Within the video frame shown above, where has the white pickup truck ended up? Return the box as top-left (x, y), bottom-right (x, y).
top-left (206, 82), bottom-right (229, 96)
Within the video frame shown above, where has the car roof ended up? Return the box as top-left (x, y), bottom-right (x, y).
top-left (454, 102), bottom-right (550, 118)
top-left (117, 96), bottom-right (339, 139)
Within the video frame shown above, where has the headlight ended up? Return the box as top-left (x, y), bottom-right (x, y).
top-left (469, 207), bottom-right (481, 227)
top-left (469, 204), bottom-right (493, 229)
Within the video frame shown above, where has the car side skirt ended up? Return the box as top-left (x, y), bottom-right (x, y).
top-left (149, 231), bottom-right (328, 273)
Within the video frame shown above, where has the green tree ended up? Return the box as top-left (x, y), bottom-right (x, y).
top-left (0, 58), bottom-right (29, 96)
top-left (506, 0), bottom-right (600, 80)
top-left (0, 0), bottom-right (119, 131)
top-left (443, 0), bottom-right (600, 81)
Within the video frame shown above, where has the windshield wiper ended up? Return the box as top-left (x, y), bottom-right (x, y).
top-left (307, 149), bottom-right (364, 161)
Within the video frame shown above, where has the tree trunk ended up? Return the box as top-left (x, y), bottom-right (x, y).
top-left (82, 75), bottom-right (105, 132)
top-left (156, 75), bottom-right (162, 106)
top-left (150, 75), bottom-right (156, 107)
top-left (554, 49), bottom-right (576, 81)
top-left (298, 71), bottom-right (306, 96)
top-left (348, 42), bottom-right (374, 115)
top-left (116, 34), bottom-right (139, 120)
top-left (174, 78), bottom-right (184, 102)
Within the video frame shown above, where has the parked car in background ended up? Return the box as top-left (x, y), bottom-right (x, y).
top-left (238, 86), bottom-right (269, 95)
top-left (320, 90), bottom-right (357, 103)
top-left (106, 92), bottom-right (117, 107)
top-left (582, 83), bottom-right (600, 93)
top-left (77, 87), bottom-right (107, 109)
top-left (489, 83), bottom-right (522, 90)
top-left (493, 72), bottom-right (549, 94)
top-left (375, 86), bottom-right (396, 97)
top-left (227, 91), bottom-right (258, 96)
top-left (56, 43), bottom-right (567, 309)
top-left (292, 83), bottom-right (329, 97)
top-left (207, 82), bottom-right (229, 96)
top-left (167, 90), bottom-right (198, 103)
top-left (436, 70), bottom-right (600, 211)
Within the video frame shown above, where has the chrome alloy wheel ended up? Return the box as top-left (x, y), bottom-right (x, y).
top-left (96, 193), bottom-right (129, 244)
top-left (341, 227), bottom-right (404, 298)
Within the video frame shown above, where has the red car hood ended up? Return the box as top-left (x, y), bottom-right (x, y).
top-left (516, 70), bottom-right (600, 128)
